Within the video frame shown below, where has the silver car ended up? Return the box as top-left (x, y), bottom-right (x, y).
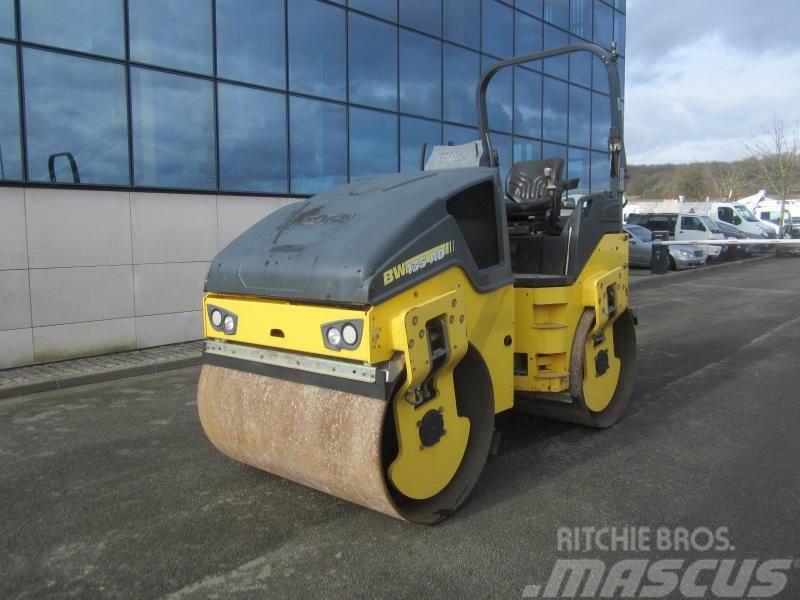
top-left (625, 225), bottom-right (707, 270)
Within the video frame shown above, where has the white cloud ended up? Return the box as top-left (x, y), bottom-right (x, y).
top-left (625, 12), bottom-right (800, 164)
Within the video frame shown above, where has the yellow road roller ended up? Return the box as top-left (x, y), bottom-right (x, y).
top-left (197, 43), bottom-right (636, 524)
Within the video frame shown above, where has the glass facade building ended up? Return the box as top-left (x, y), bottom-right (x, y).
top-left (0, 0), bottom-right (625, 197)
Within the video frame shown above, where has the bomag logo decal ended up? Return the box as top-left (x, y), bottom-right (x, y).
top-left (383, 241), bottom-right (455, 286)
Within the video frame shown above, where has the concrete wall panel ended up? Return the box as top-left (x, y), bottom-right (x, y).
top-left (132, 193), bottom-right (218, 264)
top-left (0, 188), bottom-right (28, 270)
top-left (29, 266), bottom-right (134, 327)
top-left (26, 188), bottom-right (132, 268)
top-left (0, 270), bottom-right (32, 331)
top-left (0, 328), bottom-right (34, 369)
top-left (33, 318), bottom-right (137, 363)
top-left (133, 262), bottom-right (208, 316)
top-left (135, 311), bottom-right (202, 348)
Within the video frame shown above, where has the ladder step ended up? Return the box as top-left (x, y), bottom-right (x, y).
top-left (532, 322), bottom-right (567, 330)
top-left (534, 370), bottom-right (569, 380)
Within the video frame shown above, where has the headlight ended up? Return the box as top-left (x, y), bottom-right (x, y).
top-left (678, 248), bottom-right (693, 257)
top-left (210, 309), bottom-right (222, 328)
top-left (322, 319), bottom-right (363, 350)
top-left (326, 327), bottom-right (342, 346)
top-left (342, 323), bottom-right (358, 346)
top-left (223, 315), bottom-right (236, 334)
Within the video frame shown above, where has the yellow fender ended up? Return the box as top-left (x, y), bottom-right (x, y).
top-left (388, 290), bottom-right (471, 500)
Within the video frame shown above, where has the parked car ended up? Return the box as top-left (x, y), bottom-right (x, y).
top-left (626, 212), bottom-right (726, 260)
top-left (713, 221), bottom-right (756, 258)
top-left (624, 225), bottom-right (707, 270)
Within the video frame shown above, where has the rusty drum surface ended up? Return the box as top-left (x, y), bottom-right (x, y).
top-left (197, 364), bottom-right (404, 520)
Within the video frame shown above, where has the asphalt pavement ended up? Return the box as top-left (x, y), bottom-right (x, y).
top-left (2, 257), bottom-right (799, 599)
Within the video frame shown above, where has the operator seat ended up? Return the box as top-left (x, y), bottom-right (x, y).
top-left (505, 158), bottom-right (566, 229)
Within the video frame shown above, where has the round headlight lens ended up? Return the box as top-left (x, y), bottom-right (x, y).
top-left (327, 327), bottom-right (342, 346)
top-left (223, 315), bottom-right (235, 333)
top-left (342, 323), bottom-right (358, 346)
top-left (210, 309), bottom-right (223, 328)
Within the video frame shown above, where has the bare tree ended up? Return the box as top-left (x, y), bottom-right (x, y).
top-left (747, 116), bottom-right (800, 230)
top-left (709, 162), bottom-right (749, 199)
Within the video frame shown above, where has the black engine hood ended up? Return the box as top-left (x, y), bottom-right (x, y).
top-left (205, 168), bottom-right (512, 305)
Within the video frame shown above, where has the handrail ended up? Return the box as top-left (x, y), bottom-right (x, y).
top-left (48, 152), bottom-right (81, 183)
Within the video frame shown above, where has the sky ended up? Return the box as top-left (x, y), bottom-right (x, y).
top-left (625, 0), bottom-right (800, 165)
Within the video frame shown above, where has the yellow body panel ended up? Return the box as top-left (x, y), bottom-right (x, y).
top-left (203, 294), bottom-right (372, 362)
top-left (386, 289), bottom-right (470, 499)
top-left (513, 233), bottom-right (628, 395)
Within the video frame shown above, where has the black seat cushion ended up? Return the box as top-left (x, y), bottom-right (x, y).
top-left (505, 158), bottom-right (565, 219)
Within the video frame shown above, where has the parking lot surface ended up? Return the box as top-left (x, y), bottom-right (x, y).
top-left (2, 258), bottom-right (799, 599)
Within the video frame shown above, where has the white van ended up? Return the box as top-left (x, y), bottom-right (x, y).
top-left (683, 202), bottom-right (773, 238)
top-left (626, 212), bottom-right (725, 258)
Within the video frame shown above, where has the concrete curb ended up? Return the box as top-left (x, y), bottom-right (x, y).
top-left (0, 355), bottom-right (201, 400)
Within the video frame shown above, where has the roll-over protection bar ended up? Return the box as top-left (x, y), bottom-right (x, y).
top-left (476, 42), bottom-right (627, 202)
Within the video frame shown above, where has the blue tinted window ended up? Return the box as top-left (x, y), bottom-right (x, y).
top-left (567, 148), bottom-right (591, 194)
top-left (400, 29), bottom-right (441, 119)
top-left (542, 142), bottom-right (566, 162)
top-left (483, 56), bottom-right (512, 134)
top-left (399, 0), bottom-right (441, 36)
top-left (568, 85), bottom-right (590, 147)
top-left (21, 0), bottom-right (124, 57)
top-left (129, 0), bottom-right (212, 74)
top-left (443, 43), bottom-right (479, 126)
top-left (542, 76), bottom-right (567, 143)
top-left (444, 124), bottom-right (479, 146)
top-left (131, 68), bottom-right (214, 189)
top-left (569, 46), bottom-right (592, 87)
top-left (543, 0), bottom-right (569, 29)
top-left (514, 68), bottom-right (541, 138)
top-left (290, 97), bottom-right (346, 194)
top-left (514, 137), bottom-right (541, 163)
top-left (492, 132), bottom-right (512, 183)
top-left (0, 0), bottom-right (14, 38)
top-left (516, 0), bottom-right (542, 18)
top-left (514, 11), bottom-right (542, 71)
top-left (568, 148), bottom-right (590, 194)
top-left (216, 0), bottom-right (284, 88)
top-left (482, 0), bottom-right (512, 58)
top-left (592, 92), bottom-right (611, 150)
top-left (25, 49), bottom-right (128, 185)
top-left (593, 0), bottom-right (613, 50)
top-left (289, 0), bottom-right (345, 100)
top-left (543, 24), bottom-right (568, 80)
top-left (349, 108), bottom-right (397, 180)
top-left (443, 0), bottom-right (479, 49)
top-left (218, 84), bottom-right (287, 193)
top-left (350, 13), bottom-right (397, 111)
top-left (593, 55), bottom-right (609, 93)
top-left (0, 44), bottom-right (22, 180)
top-left (614, 10), bottom-right (626, 55)
top-left (401, 116), bottom-right (441, 171)
top-left (615, 0), bottom-right (626, 12)
top-left (591, 151), bottom-right (610, 191)
top-left (350, 0), bottom-right (396, 21)
top-left (570, 0), bottom-right (593, 39)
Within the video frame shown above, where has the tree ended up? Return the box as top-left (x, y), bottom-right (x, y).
top-left (670, 162), bottom-right (713, 200)
top-left (747, 116), bottom-right (800, 230)
top-left (708, 161), bottom-right (749, 199)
